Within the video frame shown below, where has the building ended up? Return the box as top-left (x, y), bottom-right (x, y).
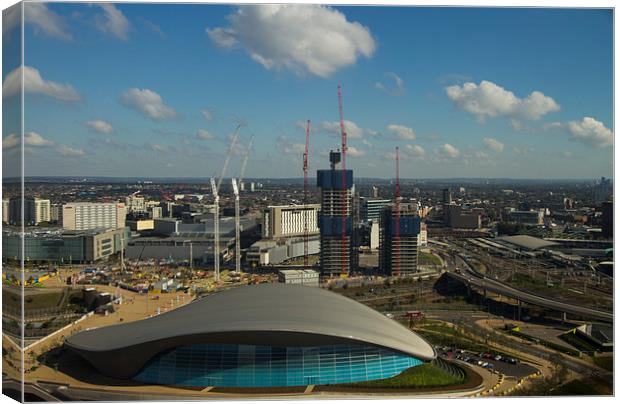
top-left (360, 197), bottom-right (391, 223)
top-left (2, 198), bottom-right (8, 223)
top-left (444, 204), bottom-right (481, 229)
top-left (317, 151), bottom-right (354, 276)
top-left (262, 204), bottom-right (320, 239)
top-left (504, 208), bottom-right (545, 226)
top-left (2, 227), bottom-right (129, 263)
top-left (379, 203), bottom-right (421, 276)
top-left (150, 206), bottom-right (163, 219)
top-left (65, 284), bottom-right (435, 387)
top-left (50, 203), bottom-right (63, 223)
top-left (247, 238), bottom-right (320, 266)
top-left (127, 219), bottom-right (155, 232)
top-left (278, 269), bottom-right (320, 287)
top-left (8, 196), bottom-right (51, 225)
top-left (594, 176), bottom-right (612, 205)
top-left (63, 202), bottom-right (126, 230)
top-left (442, 188), bottom-right (452, 205)
top-left (125, 194), bottom-right (146, 213)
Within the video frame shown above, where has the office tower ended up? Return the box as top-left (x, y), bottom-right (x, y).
top-left (594, 177), bottom-right (612, 205)
top-left (63, 202), bottom-right (126, 230)
top-left (2, 199), bottom-right (9, 223)
top-left (262, 204), bottom-right (320, 239)
top-left (8, 196), bottom-right (50, 225)
top-left (372, 186), bottom-right (379, 198)
top-left (360, 197), bottom-right (391, 223)
top-left (317, 151), bottom-right (354, 276)
top-left (379, 203), bottom-right (421, 276)
top-left (151, 206), bottom-right (163, 219)
top-left (442, 188), bottom-right (452, 205)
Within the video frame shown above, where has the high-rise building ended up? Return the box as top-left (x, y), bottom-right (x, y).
top-left (2, 199), bottom-right (9, 223)
top-left (594, 177), bottom-right (612, 205)
top-left (317, 151), bottom-right (354, 276)
top-left (151, 206), bottom-right (163, 219)
top-left (442, 188), bottom-right (452, 205)
top-left (379, 203), bottom-right (421, 276)
top-left (8, 196), bottom-right (50, 225)
top-left (63, 202), bottom-right (126, 230)
top-left (372, 186), bottom-right (379, 198)
top-left (360, 198), bottom-right (391, 223)
top-left (262, 204), bottom-right (320, 239)
top-left (50, 203), bottom-right (63, 223)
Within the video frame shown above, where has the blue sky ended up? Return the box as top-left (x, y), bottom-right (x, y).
top-left (2, 3), bottom-right (613, 179)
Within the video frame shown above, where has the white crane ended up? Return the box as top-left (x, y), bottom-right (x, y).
top-left (231, 135), bottom-right (254, 274)
top-left (210, 125), bottom-right (241, 283)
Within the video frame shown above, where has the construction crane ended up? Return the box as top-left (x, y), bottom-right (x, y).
top-left (232, 135), bottom-right (254, 274)
top-left (338, 85), bottom-right (348, 277)
top-left (211, 126), bottom-right (241, 283)
top-left (394, 146), bottom-right (401, 277)
top-left (303, 120), bottom-right (311, 267)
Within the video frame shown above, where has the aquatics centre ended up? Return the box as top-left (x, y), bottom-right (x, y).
top-left (65, 284), bottom-right (436, 388)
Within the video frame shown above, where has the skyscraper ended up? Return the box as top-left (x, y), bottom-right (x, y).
top-left (317, 151), bottom-right (354, 276)
top-left (379, 203), bottom-right (421, 276)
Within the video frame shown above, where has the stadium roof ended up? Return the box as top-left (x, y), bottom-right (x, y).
top-left (497, 235), bottom-right (559, 250)
top-left (65, 284), bottom-right (435, 379)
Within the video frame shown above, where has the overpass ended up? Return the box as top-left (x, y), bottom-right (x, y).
top-left (445, 271), bottom-right (613, 323)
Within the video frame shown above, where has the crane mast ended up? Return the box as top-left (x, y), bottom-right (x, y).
top-left (394, 146), bottom-right (401, 277)
top-left (212, 126), bottom-right (241, 283)
top-left (233, 135), bottom-right (254, 274)
top-left (338, 85), bottom-right (348, 277)
top-left (303, 120), bottom-right (311, 267)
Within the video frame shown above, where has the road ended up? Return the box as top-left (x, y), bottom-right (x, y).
top-left (435, 243), bottom-right (612, 323)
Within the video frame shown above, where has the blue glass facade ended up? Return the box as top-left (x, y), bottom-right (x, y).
top-left (134, 343), bottom-right (423, 387)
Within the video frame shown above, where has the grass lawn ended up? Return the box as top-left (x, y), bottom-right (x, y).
top-left (342, 363), bottom-right (462, 389)
top-left (419, 252), bottom-right (442, 266)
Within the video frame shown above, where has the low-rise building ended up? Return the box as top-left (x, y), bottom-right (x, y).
top-left (278, 269), bottom-right (319, 287)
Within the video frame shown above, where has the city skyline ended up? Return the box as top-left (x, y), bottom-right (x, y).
top-left (2, 3), bottom-right (614, 179)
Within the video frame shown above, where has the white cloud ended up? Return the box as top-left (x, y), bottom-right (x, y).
top-left (439, 143), bottom-right (460, 158)
top-left (483, 137), bottom-right (504, 152)
top-left (512, 146), bottom-right (532, 156)
top-left (405, 144), bottom-right (426, 159)
top-left (347, 146), bottom-right (365, 157)
top-left (201, 108), bottom-right (213, 121)
top-left (543, 121), bottom-right (564, 130)
top-left (321, 120), bottom-right (364, 139)
top-left (95, 4), bottom-right (131, 40)
top-left (445, 80), bottom-right (559, 122)
top-left (375, 72), bottom-right (405, 96)
top-left (197, 129), bottom-right (215, 140)
top-left (121, 88), bottom-right (176, 120)
top-left (206, 5), bottom-right (376, 77)
top-left (23, 3), bottom-right (72, 40)
top-left (85, 120), bottom-right (114, 134)
top-left (3, 132), bottom-right (55, 150)
top-left (387, 124), bottom-right (416, 140)
top-left (567, 117), bottom-right (613, 148)
top-left (276, 135), bottom-right (305, 155)
top-left (3, 66), bottom-right (80, 101)
top-left (56, 145), bottom-right (85, 157)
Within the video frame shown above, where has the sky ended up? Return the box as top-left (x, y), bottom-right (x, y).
top-left (1, 3), bottom-right (614, 179)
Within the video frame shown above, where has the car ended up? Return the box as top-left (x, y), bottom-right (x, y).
top-left (483, 363), bottom-right (494, 369)
top-left (507, 358), bottom-right (519, 364)
top-left (494, 355), bottom-right (502, 361)
top-left (477, 360), bottom-right (484, 366)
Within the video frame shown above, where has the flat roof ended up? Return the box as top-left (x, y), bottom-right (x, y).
top-left (497, 235), bottom-right (559, 250)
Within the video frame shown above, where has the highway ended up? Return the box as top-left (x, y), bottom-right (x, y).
top-left (436, 245), bottom-right (613, 323)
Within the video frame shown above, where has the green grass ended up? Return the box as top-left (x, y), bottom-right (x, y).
top-left (593, 355), bottom-right (613, 372)
top-left (419, 252), bottom-right (442, 266)
top-left (343, 364), bottom-right (462, 389)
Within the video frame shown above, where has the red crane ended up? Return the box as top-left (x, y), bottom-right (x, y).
top-left (303, 119), bottom-right (311, 267)
top-left (394, 146), bottom-right (401, 277)
top-left (338, 85), bottom-right (348, 277)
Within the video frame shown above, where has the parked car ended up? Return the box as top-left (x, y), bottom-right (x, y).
top-left (483, 363), bottom-right (494, 369)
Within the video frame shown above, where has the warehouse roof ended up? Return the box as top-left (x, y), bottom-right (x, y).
top-left (497, 235), bottom-right (559, 250)
top-left (65, 284), bottom-right (435, 379)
